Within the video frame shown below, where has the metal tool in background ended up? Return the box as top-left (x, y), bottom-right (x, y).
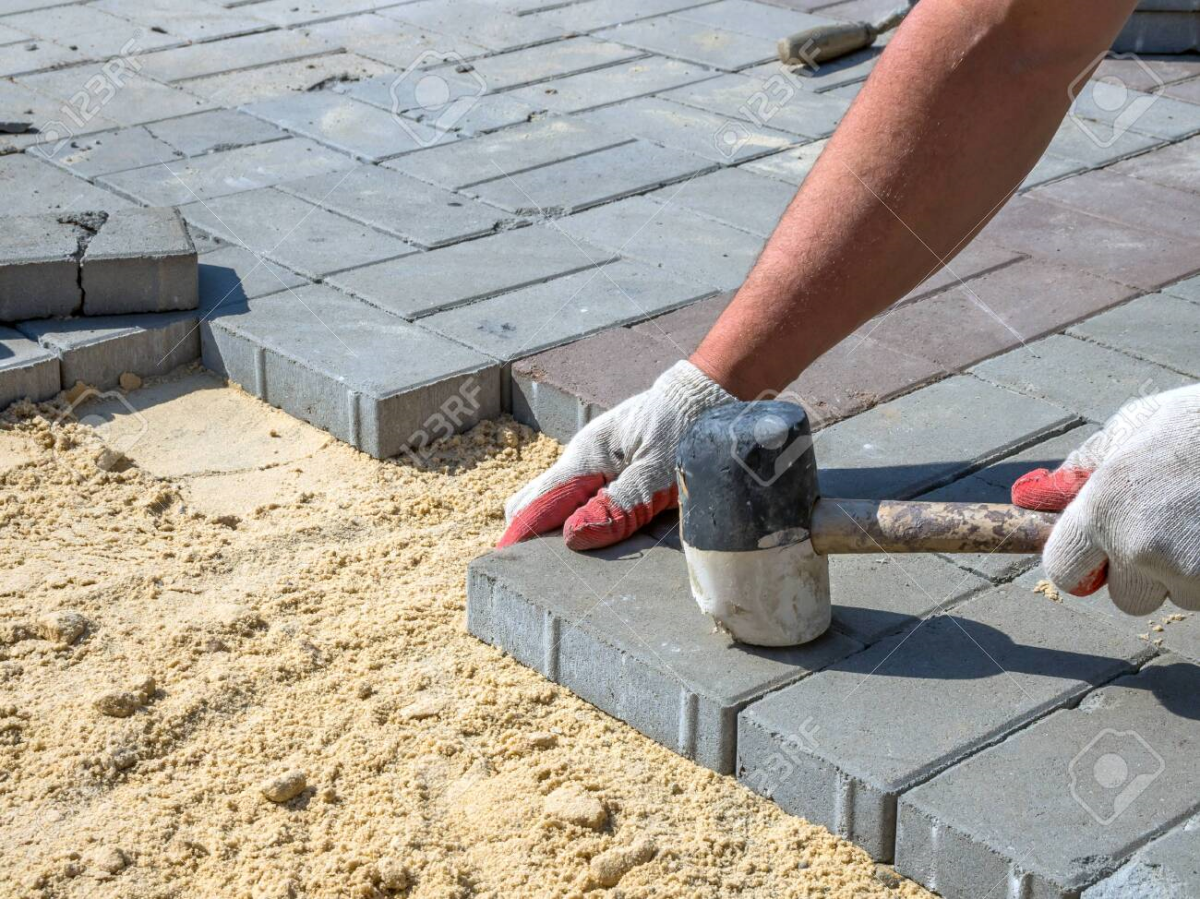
top-left (677, 401), bottom-right (1057, 647)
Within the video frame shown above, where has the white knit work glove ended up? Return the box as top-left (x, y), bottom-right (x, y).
top-left (1011, 384), bottom-right (1200, 615)
top-left (499, 361), bottom-right (735, 551)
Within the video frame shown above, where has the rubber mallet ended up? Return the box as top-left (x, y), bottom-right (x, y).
top-left (778, 4), bottom-right (911, 67)
top-left (676, 401), bottom-right (1057, 647)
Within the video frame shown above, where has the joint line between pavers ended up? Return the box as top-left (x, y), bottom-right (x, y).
top-left (1068, 322), bottom-right (1200, 382)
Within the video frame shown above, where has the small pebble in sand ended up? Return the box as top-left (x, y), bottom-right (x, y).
top-left (63, 381), bottom-right (92, 405)
top-left (544, 784), bottom-right (607, 830)
top-left (93, 677), bottom-right (155, 718)
top-left (118, 372), bottom-right (142, 392)
top-left (94, 447), bottom-right (131, 473)
top-left (377, 858), bottom-right (410, 891)
top-left (35, 610), bottom-right (88, 645)
top-left (590, 837), bottom-right (655, 887)
top-left (400, 695), bottom-right (445, 721)
top-left (527, 732), bottom-right (557, 750)
top-left (260, 770), bottom-right (306, 803)
top-left (86, 846), bottom-right (128, 878)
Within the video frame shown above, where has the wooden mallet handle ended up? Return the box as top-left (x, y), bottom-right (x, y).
top-left (810, 498), bottom-right (1058, 555)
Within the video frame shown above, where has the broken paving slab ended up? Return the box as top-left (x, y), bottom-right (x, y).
top-left (326, 225), bottom-right (615, 320)
top-left (0, 327), bottom-right (60, 409)
top-left (1068, 292), bottom-right (1200, 379)
top-left (896, 655), bottom-right (1200, 899)
top-left (465, 139), bottom-right (716, 215)
top-left (277, 164), bottom-right (518, 249)
top-left (739, 581), bottom-right (1152, 861)
top-left (467, 533), bottom-right (861, 774)
top-left (81, 208), bottom-right (199, 316)
top-left (0, 212), bottom-right (89, 322)
top-left (1083, 815), bottom-right (1200, 898)
top-left (419, 259), bottom-right (716, 360)
top-left (659, 73), bottom-right (850, 140)
top-left (17, 310), bottom-right (200, 391)
top-left (181, 188), bottom-right (416, 280)
top-left (200, 284), bottom-right (501, 459)
top-left (971, 333), bottom-right (1194, 424)
top-left (813, 373), bottom-right (1079, 500)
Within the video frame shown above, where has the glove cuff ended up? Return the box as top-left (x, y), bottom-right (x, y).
top-left (654, 360), bottom-right (736, 420)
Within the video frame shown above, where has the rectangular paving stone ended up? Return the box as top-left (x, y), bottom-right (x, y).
top-left (0, 40), bottom-right (84, 77)
top-left (1070, 81), bottom-right (1200, 141)
top-left (82, 207), bottom-right (198, 315)
top-left (181, 52), bottom-right (393, 106)
top-left (240, 93), bottom-right (452, 163)
top-left (507, 56), bottom-right (717, 113)
top-left (97, 138), bottom-right (357, 207)
top-left (1044, 117), bottom-right (1164, 168)
top-left (1, 154), bottom-right (134, 217)
top-left (532, 0), bottom-right (712, 31)
top-left (743, 47), bottom-right (881, 93)
top-left (201, 284), bottom-right (502, 458)
top-left (660, 71), bottom-right (850, 139)
top-left (466, 139), bottom-right (715, 214)
top-left (900, 240), bottom-right (1025, 303)
top-left (277, 165), bottom-right (517, 249)
top-left (971, 333), bottom-right (1193, 424)
top-left (420, 259), bottom-right (715, 360)
top-left (199, 245), bottom-right (309, 313)
top-left (143, 109), bottom-right (288, 157)
top-left (1165, 76), bottom-right (1200, 104)
top-left (242, 0), bottom-right (399, 26)
top-left (864, 259), bottom-right (1137, 372)
top-left (17, 66), bottom-right (213, 128)
top-left (0, 326), bottom-right (60, 408)
top-left (452, 36), bottom-right (644, 90)
top-left (1083, 817), bottom-right (1200, 899)
top-left (31, 126), bottom-right (183, 178)
top-left (385, 116), bottom-right (631, 190)
top-left (136, 28), bottom-right (335, 82)
top-left (90, 0), bottom-right (272, 41)
top-left (0, 213), bottom-right (86, 322)
top-left (1021, 153), bottom-right (1086, 191)
top-left (897, 656), bottom-right (1200, 899)
top-left (649, 165), bottom-right (793, 236)
top-left (304, 14), bottom-right (489, 65)
top-left (381, 0), bottom-right (566, 51)
top-left (740, 582), bottom-right (1152, 860)
top-left (814, 374), bottom-right (1078, 500)
top-left (181, 188), bottom-right (415, 279)
top-left (573, 96), bottom-right (800, 164)
top-left (598, 15), bottom-right (776, 70)
top-left (742, 138), bottom-right (826, 184)
top-left (674, 0), bottom-right (835, 40)
top-left (1031, 168), bottom-right (1200, 242)
top-left (327, 225), bottom-right (615, 319)
top-left (1108, 134), bottom-right (1200, 195)
top-left (558, 195), bottom-right (766, 289)
top-left (342, 75), bottom-right (543, 136)
top-left (467, 533), bottom-right (861, 773)
top-left (980, 196), bottom-right (1200, 291)
top-left (1069, 292), bottom-right (1200, 379)
top-left (16, 310), bottom-right (199, 390)
top-left (1164, 272), bottom-right (1200, 303)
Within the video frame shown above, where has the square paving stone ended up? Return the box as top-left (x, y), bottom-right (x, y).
top-left (573, 96), bottom-right (799, 164)
top-left (381, 0), bottom-right (565, 51)
top-left (199, 245), bottom-right (309, 312)
top-left (81, 207), bottom-right (198, 315)
top-left (385, 116), bottom-right (631, 190)
top-left (740, 582), bottom-right (1153, 860)
top-left (420, 259), bottom-right (715, 360)
top-left (16, 310), bottom-right (199, 390)
top-left (557, 195), bottom-right (765, 289)
top-left (201, 284), bottom-right (502, 458)
top-left (813, 374), bottom-right (1079, 500)
top-left (1, 154), bottom-right (134, 217)
top-left (181, 188), bottom-right (415, 279)
top-left (507, 55), bottom-right (718, 113)
top-left (971, 333), bottom-right (1193, 424)
top-left (97, 137), bottom-right (356, 206)
top-left (143, 109), bottom-right (288, 157)
top-left (136, 28), bottom-right (336, 82)
top-left (1031, 168), bottom-right (1200, 242)
top-left (1108, 134), bottom-right (1200, 195)
top-left (649, 165), bottom-right (793, 235)
top-left (980, 196), bottom-right (1200, 290)
top-left (742, 138), bottom-right (826, 183)
top-left (864, 259), bottom-right (1137, 372)
top-left (674, 0), bottom-right (835, 39)
top-left (1070, 82), bottom-right (1200, 141)
top-left (240, 93), bottom-right (452, 163)
top-left (277, 165), bottom-right (517, 249)
top-left (327, 225), bottom-right (615, 319)
top-left (1068, 292), bottom-right (1200, 378)
top-left (896, 655), bottom-right (1200, 899)
top-left (466, 139), bottom-right (716, 214)
top-left (0, 213), bottom-right (87, 322)
top-left (467, 533), bottom-right (862, 773)
top-left (1083, 817), bottom-right (1200, 899)
top-left (598, 15), bottom-right (776, 70)
top-left (17, 66), bottom-right (213, 127)
top-left (0, 326), bottom-right (60, 408)
top-left (181, 53), bottom-right (393, 106)
top-left (660, 71), bottom-right (850, 139)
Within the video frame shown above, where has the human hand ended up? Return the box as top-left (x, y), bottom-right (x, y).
top-left (1012, 385), bottom-right (1200, 614)
top-left (498, 361), bottom-right (734, 552)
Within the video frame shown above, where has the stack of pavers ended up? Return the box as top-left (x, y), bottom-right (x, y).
top-left (0, 208), bottom-right (199, 408)
top-left (1116, 0), bottom-right (1200, 52)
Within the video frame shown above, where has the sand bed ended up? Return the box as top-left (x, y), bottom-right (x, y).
top-left (0, 369), bottom-right (932, 899)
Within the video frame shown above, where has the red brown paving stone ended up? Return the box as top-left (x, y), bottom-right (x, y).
top-left (1030, 168), bottom-right (1200, 242)
top-left (863, 258), bottom-right (1138, 372)
top-left (1108, 134), bottom-right (1200, 194)
top-left (630, 290), bottom-right (733, 355)
top-left (977, 194), bottom-right (1200, 290)
top-left (1164, 77), bottom-right (1200, 105)
top-left (897, 240), bottom-right (1024, 305)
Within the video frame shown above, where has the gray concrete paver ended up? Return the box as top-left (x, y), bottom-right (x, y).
top-left (0, 326), bottom-right (60, 408)
top-left (81, 207), bottom-right (198, 315)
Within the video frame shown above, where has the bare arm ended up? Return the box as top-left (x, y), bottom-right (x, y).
top-left (693, 0), bottom-right (1139, 399)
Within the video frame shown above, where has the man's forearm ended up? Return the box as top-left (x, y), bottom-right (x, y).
top-left (692, 0), bottom-right (1138, 400)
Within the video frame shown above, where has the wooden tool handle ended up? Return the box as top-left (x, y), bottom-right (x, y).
top-left (778, 22), bottom-right (875, 65)
top-left (810, 498), bottom-right (1058, 554)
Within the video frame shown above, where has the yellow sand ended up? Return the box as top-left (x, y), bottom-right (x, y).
top-left (0, 371), bottom-right (933, 899)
